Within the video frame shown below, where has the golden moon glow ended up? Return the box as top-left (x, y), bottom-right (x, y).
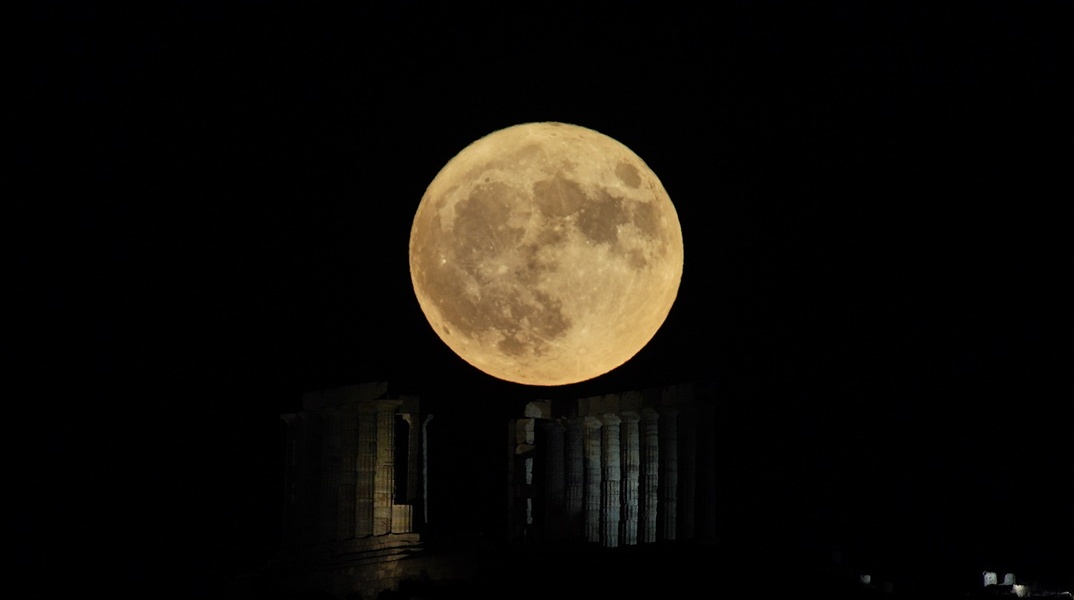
top-left (409, 122), bottom-right (684, 386)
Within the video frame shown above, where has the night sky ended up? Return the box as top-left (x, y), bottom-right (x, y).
top-left (14, 2), bottom-right (1072, 597)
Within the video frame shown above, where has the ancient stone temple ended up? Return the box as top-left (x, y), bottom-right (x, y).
top-left (235, 379), bottom-right (719, 600)
top-left (506, 382), bottom-right (718, 548)
top-left (279, 381), bottom-right (428, 545)
top-left (239, 382), bottom-right (432, 600)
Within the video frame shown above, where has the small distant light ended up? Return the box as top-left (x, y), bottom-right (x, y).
top-left (860, 574), bottom-right (872, 585)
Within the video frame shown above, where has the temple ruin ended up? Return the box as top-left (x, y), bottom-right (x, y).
top-left (279, 381), bottom-right (428, 548)
top-left (237, 380), bottom-right (719, 599)
top-left (506, 382), bottom-right (718, 547)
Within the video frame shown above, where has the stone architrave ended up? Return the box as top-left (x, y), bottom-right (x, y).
top-left (355, 402), bottom-right (378, 538)
top-left (565, 417), bottom-right (585, 540)
top-left (640, 408), bottom-right (660, 544)
top-left (600, 413), bottom-right (622, 548)
top-left (619, 411), bottom-right (641, 546)
top-left (373, 399), bottom-right (400, 535)
top-left (583, 416), bottom-right (603, 543)
top-left (659, 406), bottom-right (679, 542)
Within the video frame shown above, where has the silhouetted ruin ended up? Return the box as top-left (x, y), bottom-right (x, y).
top-left (232, 380), bottom-right (728, 599)
top-left (231, 381), bottom-right (1072, 600)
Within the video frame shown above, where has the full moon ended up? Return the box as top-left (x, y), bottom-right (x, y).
top-left (409, 122), bottom-right (684, 386)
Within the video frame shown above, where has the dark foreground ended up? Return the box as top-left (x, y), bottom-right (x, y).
top-left (232, 534), bottom-right (1072, 600)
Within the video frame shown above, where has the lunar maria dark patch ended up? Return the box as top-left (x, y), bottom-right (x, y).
top-left (615, 160), bottom-right (641, 188)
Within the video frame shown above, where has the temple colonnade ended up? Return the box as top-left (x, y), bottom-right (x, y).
top-left (279, 382), bottom-right (427, 547)
top-left (508, 382), bottom-right (717, 547)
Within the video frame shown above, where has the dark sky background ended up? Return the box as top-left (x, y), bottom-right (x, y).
top-left (13, 2), bottom-right (1072, 598)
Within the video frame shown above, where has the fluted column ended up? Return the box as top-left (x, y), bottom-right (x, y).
top-left (600, 413), bottom-right (622, 548)
top-left (640, 408), bottom-right (660, 544)
top-left (355, 402), bottom-right (377, 538)
top-left (583, 416), bottom-right (603, 543)
top-left (540, 419), bottom-right (566, 540)
top-left (620, 411), bottom-right (641, 546)
top-left (565, 417), bottom-right (585, 540)
top-left (659, 406), bottom-right (679, 542)
top-left (373, 399), bottom-right (399, 535)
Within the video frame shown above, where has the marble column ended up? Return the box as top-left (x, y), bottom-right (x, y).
top-left (373, 399), bottom-right (399, 536)
top-left (659, 406), bottom-right (679, 542)
top-left (619, 411), bottom-right (641, 546)
top-left (600, 413), bottom-right (622, 548)
top-left (355, 402), bottom-right (377, 538)
top-left (583, 416), bottom-right (603, 543)
top-left (565, 417), bottom-right (585, 541)
top-left (640, 408), bottom-right (660, 544)
top-left (520, 419), bottom-right (536, 532)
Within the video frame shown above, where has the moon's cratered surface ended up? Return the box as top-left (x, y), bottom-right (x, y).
top-left (409, 122), bottom-right (683, 386)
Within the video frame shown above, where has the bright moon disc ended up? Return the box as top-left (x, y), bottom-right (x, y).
top-left (409, 122), bottom-right (684, 386)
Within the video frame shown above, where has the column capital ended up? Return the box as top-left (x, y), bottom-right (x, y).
top-left (619, 411), bottom-right (640, 424)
